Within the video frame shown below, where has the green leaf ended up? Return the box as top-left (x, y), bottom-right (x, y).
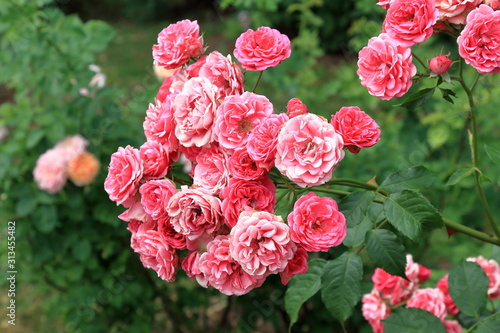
top-left (26, 128), bottom-right (45, 148)
top-left (36, 204), bottom-right (57, 233)
top-left (484, 143), bottom-right (500, 165)
top-left (321, 252), bottom-right (363, 326)
top-left (339, 191), bottom-right (376, 227)
top-left (383, 307), bottom-right (446, 333)
top-left (380, 166), bottom-right (436, 193)
top-left (72, 239), bottom-right (91, 262)
top-left (438, 87), bottom-right (457, 104)
top-left (491, 246), bottom-right (500, 263)
top-left (343, 215), bottom-right (373, 248)
top-left (448, 260), bottom-right (489, 318)
top-left (365, 229), bottom-right (406, 278)
top-left (285, 258), bottom-right (326, 328)
top-left (384, 190), bottom-right (443, 241)
top-left (395, 87), bottom-right (436, 109)
top-left (446, 168), bottom-right (474, 186)
top-left (476, 312), bottom-right (500, 333)
top-left (15, 196), bottom-right (38, 216)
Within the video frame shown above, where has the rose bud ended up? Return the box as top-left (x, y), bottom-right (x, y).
top-left (286, 98), bottom-right (309, 118)
top-left (429, 53), bottom-right (452, 74)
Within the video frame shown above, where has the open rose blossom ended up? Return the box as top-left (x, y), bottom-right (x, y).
top-left (54, 134), bottom-right (88, 163)
top-left (331, 106), bottom-right (381, 154)
top-left (229, 210), bottom-right (295, 276)
top-left (466, 255), bottom-right (500, 299)
top-left (287, 192), bottom-right (346, 252)
top-left (199, 235), bottom-right (267, 295)
top-left (458, 5), bottom-right (500, 74)
top-left (227, 148), bottom-right (267, 180)
top-left (139, 179), bottom-right (177, 221)
top-left (275, 113), bottom-right (345, 188)
top-left (197, 51), bottom-right (244, 98)
top-left (33, 148), bottom-right (68, 194)
top-left (67, 151), bottom-right (100, 186)
top-left (192, 144), bottom-right (230, 195)
top-left (182, 251), bottom-right (208, 287)
top-left (357, 33), bottom-right (417, 100)
top-left (437, 274), bottom-right (459, 315)
top-left (279, 245), bottom-right (308, 285)
top-left (139, 141), bottom-right (170, 179)
top-left (372, 268), bottom-right (415, 305)
top-left (362, 290), bottom-right (391, 333)
top-left (234, 26), bottom-right (291, 71)
top-left (286, 98), bottom-right (308, 118)
top-left (157, 218), bottom-right (186, 249)
top-left (406, 288), bottom-right (447, 320)
top-left (436, 0), bottom-right (483, 24)
top-left (127, 214), bottom-right (157, 253)
top-left (137, 230), bottom-right (179, 282)
top-left (153, 19), bottom-right (203, 70)
top-left (485, 0), bottom-right (500, 10)
top-left (105, 146), bottom-right (144, 207)
top-left (382, 0), bottom-right (438, 48)
top-left (143, 98), bottom-right (180, 156)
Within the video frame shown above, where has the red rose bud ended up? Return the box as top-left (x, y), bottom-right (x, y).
top-left (286, 98), bottom-right (308, 118)
top-left (429, 54), bottom-right (452, 74)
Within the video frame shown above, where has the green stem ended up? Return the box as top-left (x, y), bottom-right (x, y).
top-left (412, 52), bottom-right (428, 70)
top-left (443, 218), bottom-right (500, 246)
top-left (326, 178), bottom-right (389, 196)
top-left (252, 71), bottom-right (263, 93)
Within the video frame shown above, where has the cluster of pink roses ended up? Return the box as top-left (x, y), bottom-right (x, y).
top-left (34, 135), bottom-right (100, 194)
top-left (362, 254), bottom-right (500, 333)
top-left (359, 0), bottom-right (500, 100)
top-left (105, 20), bottom-right (382, 295)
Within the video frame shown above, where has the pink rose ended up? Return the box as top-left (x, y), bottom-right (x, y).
top-left (485, 0), bottom-right (500, 10)
top-left (406, 288), bottom-right (447, 320)
top-left (105, 146), bottom-right (144, 207)
top-left (137, 230), bottom-right (179, 282)
top-left (229, 210), bottom-right (295, 276)
top-left (227, 148), bottom-right (267, 181)
top-left (167, 186), bottom-right (223, 241)
top-left (331, 106), bottom-right (381, 154)
top-left (372, 268), bottom-right (415, 305)
top-left (119, 201), bottom-right (149, 223)
top-left (33, 148), bottom-right (68, 194)
top-left (383, 0), bottom-right (438, 47)
top-left (429, 53), bottom-right (453, 74)
top-left (157, 218), bottom-right (187, 249)
top-left (436, 0), bottom-right (483, 24)
top-left (155, 68), bottom-right (189, 104)
top-left (405, 254), bottom-right (432, 284)
top-left (275, 113), bottom-right (345, 188)
top-left (443, 320), bottom-right (463, 333)
top-left (127, 215), bottom-right (156, 253)
top-left (54, 134), bottom-right (88, 163)
top-left (466, 255), bottom-right (500, 300)
top-left (246, 113), bottom-right (289, 170)
top-left (287, 192), bottom-right (346, 252)
top-left (458, 5), bottom-right (500, 74)
top-left (437, 274), bottom-right (459, 315)
top-left (362, 290), bottom-right (391, 333)
top-left (197, 51), bottom-right (244, 98)
top-left (214, 92), bottom-right (274, 151)
top-left (143, 98), bottom-right (180, 157)
top-left (377, 0), bottom-right (393, 9)
top-left (192, 144), bottom-right (230, 195)
top-left (220, 177), bottom-right (277, 228)
top-left (173, 76), bottom-right (221, 148)
top-left (286, 98), bottom-right (309, 118)
top-left (279, 245), bottom-right (309, 285)
top-left (153, 20), bottom-right (203, 70)
top-left (182, 251), bottom-right (208, 287)
top-left (199, 235), bottom-right (267, 295)
top-left (139, 179), bottom-right (177, 220)
top-left (234, 26), bottom-right (291, 71)
top-left (357, 33), bottom-right (417, 100)
top-left (139, 141), bottom-right (171, 179)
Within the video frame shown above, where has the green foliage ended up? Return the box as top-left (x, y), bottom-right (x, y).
top-left (365, 229), bottom-right (406, 278)
top-left (383, 308), bottom-right (447, 333)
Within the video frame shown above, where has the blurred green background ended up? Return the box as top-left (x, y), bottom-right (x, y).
top-left (1, 0), bottom-right (499, 332)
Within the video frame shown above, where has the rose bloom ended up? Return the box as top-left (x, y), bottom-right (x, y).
top-left (362, 290), bottom-right (391, 333)
top-left (152, 19), bottom-right (203, 70)
top-left (436, 0), bottom-right (483, 25)
top-left (220, 177), bottom-right (277, 228)
top-left (155, 68), bottom-right (189, 104)
top-left (275, 113), bottom-right (345, 188)
top-left (182, 251), bottom-right (208, 287)
top-left (429, 53), bottom-right (453, 74)
top-left (192, 144), bottom-right (230, 195)
top-left (119, 200), bottom-right (149, 223)
top-left (247, 113), bottom-right (289, 170)
top-left (127, 213), bottom-right (157, 253)
top-left (437, 274), bottom-right (459, 315)
top-left (137, 230), bottom-right (179, 282)
top-left (405, 254), bottom-right (432, 284)
top-left (157, 218), bottom-right (187, 249)
top-left (331, 106), bottom-right (381, 154)
top-left (458, 5), bottom-right (500, 74)
top-left (372, 268), bottom-right (415, 305)
top-left (143, 97), bottom-right (180, 157)
top-left (197, 51), bottom-right (244, 98)
top-left (357, 33), bottom-right (417, 100)
top-left (54, 134), bottom-right (88, 163)
top-left (406, 288), bottom-right (447, 320)
top-left (287, 192), bottom-right (346, 252)
top-left (33, 148), bottom-right (68, 194)
top-left (139, 179), bottom-right (177, 221)
top-left (377, 0), bottom-right (393, 9)
top-left (383, 0), bottom-right (438, 47)
top-left (104, 146), bottom-right (144, 207)
top-left (173, 76), bottom-right (221, 148)
top-left (286, 98), bottom-right (308, 118)
top-left (139, 141), bottom-right (170, 179)
top-left (214, 92), bottom-right (274, 151)
top-left (67, 151), bottom-right (100, 186)
top-left (484, 0), bottom-right (500, 10)
top-left (227, 148), bottom-right (267, 180)
top-left (279, 245), bottom-right (309, 285)
top-left (229, 210), bottom-right (295, 276)
top-left (167, 186), bottom-right (223, 241)
top-left (199, 235), bottom-right (267, 296)
top-left (466, 255), bottom-right (500, 300)
top-left (443, 320), bottom-right (463, 333)
top-left (234, 26), bottom-right (291, 71)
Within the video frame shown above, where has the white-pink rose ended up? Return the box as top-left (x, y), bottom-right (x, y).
top-left (362, 290), bottom-right (391, 333)
top-left (406, 288), bottom-right (447, 320)
top-left (33, 148), bottom-right (68, 194)
top-left (192, 144), bottom-right (230, 195)
top-left (198, 51), bottom-right (244, 98)
top-left (436, 0), bottom-right (482, 24)
top-left (466, 255), bottom-right (500, 299)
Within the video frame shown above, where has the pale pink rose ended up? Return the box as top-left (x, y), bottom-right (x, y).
top-left (182, 251), bottom-right (208, 287)
top-left (157, 218), bottom-right (187, 249)
top-left (234, 26), bottom-right (291, 71)
top-left (357, 33), bottom-right (417, 100)
top-left (436, 0), bottom-right (483, 25)
top-left (192, 144), bottom-right (230, 195)
top-left (139, 141), bottom-right (171, 179)
top-left (220, 177), bottom-right (277, 228)
top-left (466, 255), bottom-right (500, 299)
top-left (227, 148), bottom-right (267, 180)
top-left (33, 148), bottom-right (68, 194)
top-left (429, 53), bottom-right (453, 74)
top-left (246, 113), bottom-right (289, 170)
top-left (153, 19), bottom-right (203, 70)
top-left (372, 268), bottom-right (415, 305)
top-left (437, 274), bottom-right (459, 315)
top-left (214, 92), bottom-right (274, 151)
top-left (137, 230), bottom-right (179, 282)
top-left (229, 210), bottom-right (295, 276)
top-left (279, 245), bottom-right (309, 285)
top-left (104, 146), bottom-right (144, 207)
top-left (484, 0), bottom-right (500, 10)
top-left (143, 98), bottom-right (180, 157)
top-left (443, 320), bottom-right (463, 333)
top-left (275, 113), bottom-right (345, 188)
top-left (199, 235), bottom-right (267, 295)
top-left (405, 254), bottom-right (432, 284)
top-left (139, 179), bottom-right (177, 221)
top-left (331, 106), bottom-right (381, 154)
top-left (173, 76), bottom-right (221, 148)
top-left (458, 5), bottom-right (500, 74)
top-left (198, 51), bottom-right (245, 98)
top-left (127, 214), bottom-right (156, 253)
top-left (406, 288), bottom-right (447, 320)
top-left (287, 192), bottom-right (346, 252)
top-left (286, 98), bottom-right (308, 118)
top-left (383, 0), bottom-right (438, 47)
top-left (167, 186), bottom-right (223, 241)
top-left (54, 134), bottom-right (88, 163)
top-left (362, 290), bottom-right (391, 333)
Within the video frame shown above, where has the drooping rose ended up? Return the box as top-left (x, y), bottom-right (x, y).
top-left (279, 245), bottom-right (309, 285)
top-left (67, 151), bottom-right (100, 186)
top-left (406, 288), bottom-right (448, 320)
top-left (139, 179), bottom-right (177, 221)
top-left (139, 141), bottom-right (171, 179)
top-left (362, 290), bottom-right (391, 333)
top-left (466, 255), bottom-right (500, 299)
top-left (33, 148), bottom-right (68, 194)
top-left (429, 53), bottom-right (453, 74)
top-left (436, 0), bottom-right (483, 24)
top-left (136, 230), bottom-right (179, 282)
top-left (286, 98), bottom-right (308, 118)
top-left (227, 148), bottom-right (267, 180)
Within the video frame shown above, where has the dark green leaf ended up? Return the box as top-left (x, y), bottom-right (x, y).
top-left (485, 143), bottom-right (500, 165)
top-left (395, 87), bottom-right (435, 109)
top-left (15, 196), bottom-right (38, 216)
top-left (343, 215), bottom-right (373, 248)
top-left (26, 129), bottom-right (45, 148)
top-left (36, 204), bottom-right (58, 233)
top-left (381, 166), bottom-right (436, 193)
top-left (365, 229), bottom-right (406, 278)
top-left (476, 312), bottom-right (500, 333)
top-left (321, 252), bottom-right (363, 325)
top-left (438, 87), bottom-right (457, 104)
top-left (491, 246), bottom-right (500, 263)
top-left (339, 191), bottom-right (376, 227)
top-left (72, 239), bottom-right (91, 262)
top-left (383, 307), bottom-right (446, 333)
top-left (446, 168), bottom-right (474, 186)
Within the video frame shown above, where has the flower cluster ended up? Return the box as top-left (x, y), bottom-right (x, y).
top-left (34, 134), bottom-right (100, 194)
top-left (360, 1), bottom-right (500, 100)
top-left (362, 254), bottom-right (500, 333)
top-left (105, 20), bottom-right (382, 295)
